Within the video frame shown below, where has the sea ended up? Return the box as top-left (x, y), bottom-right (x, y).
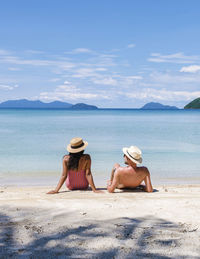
top-left (0, 109), bottom-right (200, 186)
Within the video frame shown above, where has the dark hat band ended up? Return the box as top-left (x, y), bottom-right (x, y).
top-left (71, 142), bottom-right (84, 149)
top-left (127, 150), bottom-right (140, 161)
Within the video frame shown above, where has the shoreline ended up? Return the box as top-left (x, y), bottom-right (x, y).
top-left (1, 184), bottom-right (200, 258)
top-left (1, 174), bottom-right (200, 187)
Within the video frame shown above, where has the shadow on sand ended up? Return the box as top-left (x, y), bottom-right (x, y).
top-left (0, 209), bottom-right (199, 259)
top-left (117, 185), bottom-right (159, 193)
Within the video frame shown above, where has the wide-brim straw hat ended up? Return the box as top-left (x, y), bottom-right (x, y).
top-left (122, 145), bottom-right (142, 164)
top-left (67, 137), bottom-right (88, 153)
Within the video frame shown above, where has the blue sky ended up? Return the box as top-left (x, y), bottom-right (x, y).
top-left (0, 0), bottom-right (200, 108)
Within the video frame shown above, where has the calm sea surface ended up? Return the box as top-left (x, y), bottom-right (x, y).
top-left (0, 109), bottom-right (200, 186)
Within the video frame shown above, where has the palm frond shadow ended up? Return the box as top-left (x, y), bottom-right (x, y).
top-left (0, 210), bottom-right (199, 259)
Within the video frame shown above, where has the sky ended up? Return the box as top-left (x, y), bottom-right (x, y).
top-left (0, 0), bottom-right (200, 108)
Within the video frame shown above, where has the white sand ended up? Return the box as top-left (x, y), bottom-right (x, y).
top-left (0, 185), bottom-right (200, 258)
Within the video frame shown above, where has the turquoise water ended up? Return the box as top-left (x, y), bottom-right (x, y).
top-left (0, 109), bottom-right (200, 186)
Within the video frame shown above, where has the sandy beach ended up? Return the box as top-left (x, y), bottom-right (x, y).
top-left (0, 185), bottom-right (200, 258)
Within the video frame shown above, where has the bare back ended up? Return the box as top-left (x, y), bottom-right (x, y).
top-left (117, 166), bottom-right (149, 188)
top-left (78, 154), bottom-right (91, 171)
top-left (63, 154), bottom-right (91, 172)
top-left (107, 154), bottom-right (153, 193)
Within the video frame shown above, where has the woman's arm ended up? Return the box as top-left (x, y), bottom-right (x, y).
top-left (86, 168), bottom-right (98, 192)
top-left (47, 156), bottom-right (68, 194)
top-left (85, 155), bottom-right (101, 193)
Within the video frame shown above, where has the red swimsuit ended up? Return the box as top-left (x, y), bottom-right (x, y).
top-left (66, 170), bottom-right (89, 190)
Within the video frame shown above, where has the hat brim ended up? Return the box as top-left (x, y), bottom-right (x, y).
top-left (67, 141), bottom-right (88, 153)
top-left (122, 147), bottom-right (142, 164)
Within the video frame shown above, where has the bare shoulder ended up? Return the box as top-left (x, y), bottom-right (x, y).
top-left (82, 154), bottom-right (91, 160)
top-left (113, 168), bottom-right (121, 178)
top-left (116, 166), bottom-right (127, 174)
top-left (62, 155), bottom-right (69, 166)
top-left (139, 166), bottom-right (148, 170)
top-left (138, 166), bottom-right (150, 174)
top-left (63, 154), bottom-right (70, 161)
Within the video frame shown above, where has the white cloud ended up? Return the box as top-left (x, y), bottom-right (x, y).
top-left (0, 49), bottom-right (10, 55)
top-left (148, 52), bottom-right (199, 64)
top-left (40, 91), bottom-right (98, 101)
top-left (127, 44), bottom-right (136, 48)
top-left (56, 84), bottom-right (76, 91)
top-left (65, 48), bottom-right (94, 55)
top-left (149, 71), bottom-right (200, 84)
top-left (73, 48), bottom-right (92, 53)
top-left (126, 76), bottom-right (142, 80)
top-left (39, 81), bottom-right (109, 101)
top-left (0, 49), bottom-right (118, 82)
top-left (92, 77), bottom-right (118, 86)
top-left (0, 84), bottom-right (18, 90)
top-left (124, 88), bottom-right (200, 101)
top-left (180, 65), bottom-right (200, 73)
top-left (71, 68), bottom-right (100, 79)
top-left (63, 80), bottom-right (70, 85)
top-left (95, 67), bottom-right (107, 71)
top-left (0, 55), bottom-right (76, 70)
top-left (90, 74), bottom-right (142, 87)
top-left (120, 76), bottom-right (142, 86)
top-left (2, 47), bottom-right (200, 107)
top-left (95, 54), bottom-right (117, 67)
top-left (8, 67), bottom-right (21, 71)
top-left (99, 54), bottom-right (117, 58)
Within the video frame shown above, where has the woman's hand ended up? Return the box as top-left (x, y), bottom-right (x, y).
top-left (93, 189), bottom-right (104, 193)
top-left (47, 190), bottom-right (58, 194)
top-left (107, 180), bottom-right (112, 187)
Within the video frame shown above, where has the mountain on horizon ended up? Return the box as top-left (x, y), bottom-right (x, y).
top-left (0, 99), bottom-right (98, 110)
top-left (184, 97), bottom-right (200, 109)
top-left (70, 103), bottom-right (98, 110)
top-left (141, 102), bottom-right (179, 110)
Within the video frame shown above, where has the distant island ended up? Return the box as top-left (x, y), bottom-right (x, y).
top-left (3, 99), bottom-right (200, 110)
top-left (184, 97), bottom-right (200, 109)
top-left (141, 102), bottom-right (179, 110)
top-left (0, 99), bottom-right (98, 110)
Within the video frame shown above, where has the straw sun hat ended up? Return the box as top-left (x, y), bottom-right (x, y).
top-left (122, 146), bottom-right (142, 164)
top-left (67, 137), bottom-right (88, 153)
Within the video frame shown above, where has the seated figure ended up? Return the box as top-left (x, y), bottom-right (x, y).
top-left (107, 146), bottom-right (153, 193)
top-left (47, 137), bottom-right (100, 194)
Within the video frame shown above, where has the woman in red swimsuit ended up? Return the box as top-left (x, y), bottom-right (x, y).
top-left (47, 137), bottom-right (100, 194)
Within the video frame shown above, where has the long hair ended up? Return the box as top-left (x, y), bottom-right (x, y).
top-left (67, 150), bottom-right (84, 170)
